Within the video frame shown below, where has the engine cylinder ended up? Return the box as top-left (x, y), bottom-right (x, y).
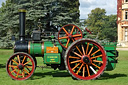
top-left (14, 41), bottom-right (28, 53)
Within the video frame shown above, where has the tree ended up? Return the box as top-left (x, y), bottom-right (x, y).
top-left (0, 0), bottom-right (15, 48)
top-left (85, 8), bottom-right (117, 42)
top-left (100, 15), bottom-right (117, 41)
top-left (85, 8), bottom-right (106, 34)
top-left (0, 0), bottom-right (80, 48)
top-left (11, 0), bottom-right (80, 29)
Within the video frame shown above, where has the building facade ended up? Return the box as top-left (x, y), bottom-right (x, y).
top-left (117, 0), bottom-right (128, 47)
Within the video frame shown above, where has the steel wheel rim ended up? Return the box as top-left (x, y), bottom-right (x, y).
top-left (58, 24), bottom-right (83, 49)
top-left (6, 52), bottom-right (35, 80)
top-left (65, 39), bottom-right (107, 80)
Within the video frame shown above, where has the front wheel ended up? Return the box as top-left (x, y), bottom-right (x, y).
top-left (65, 39), bottom-right (107, 80)
top-left (6, 52), bottom-right (35, 80)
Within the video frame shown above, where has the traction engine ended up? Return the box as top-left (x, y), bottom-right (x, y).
top-left (6, 9), bottom-right (118, 80)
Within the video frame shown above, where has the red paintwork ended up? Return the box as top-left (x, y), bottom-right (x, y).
top-left (6, 53), bottom-right (35, 80)
top-left (66, 39), bottom-right (107, 80)
top-left (85, 28), bottom-right (92, 34)
top-left (58, 24), bottom-right (83, 49)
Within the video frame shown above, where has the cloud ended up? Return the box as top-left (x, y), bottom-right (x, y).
top-left (79, 0), bottom-right (117, 19)
top-left (80, 0), bottom-right (106, 8)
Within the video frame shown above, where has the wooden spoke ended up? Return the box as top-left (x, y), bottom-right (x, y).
top-left (93, 60), bottom-right (103, 64)
top-left (11, 69), bottom-right (17, 73)
top-left (91, 49), bottom-right (100, 56)
top-left (62, 27), bottom-right (69, 35)
top-left (91, 55), bottom-right (102, 59)
top-left (76, 63), bottom-right (84, 74)
top-left (90, 66), bottom-right (97, 74)
top-left (25, 66), bottom-right (31, 72)
top-left (70, 26), bottom-right (75, 35)
top-left (72, 38), bottom-right (75, 42)
top-left (16, 70), bottom-right (20, 78)
top-left (82, 44), bottom-right (85, 55)
top-left (12, 59), bottom-right (18, 65)
top-left (86, 43), bottom-right (89, 55)
top-left (91, 63), bottom-right (100, 69)
top-left (69, 56), bottom-right (80, 59)
top-left (70, 60), bottom-right (81, 64)
top-left (66, 39), bottom-right (70, 48)
top-left (9, 65), bottom-right (17, 68)
top-left (72, 34), bottom-right (82, 37)
top-left (25, 66), bottom-right (32, 68)
top-left (24, 60), bottom-right (31, 65)
top-left (86, 64), bottom-right (90, 76)
top-left (72, 38), bottom-right (83, 57)
top-left (83, 66), bottom-right (85, 77)
top-left (76, 46), bottom-right (83, 55)
top-left (88, 46), bottom-right (94, 56)
top-left (23, 69), bottom-right (30, 75)
top-left (72, 38), bottom-right (83, 56)
top-left (73, 52), bottom-right (82, 58)
top-left (22, 56), bottom-right (26, 64)
top-left (59, 36), bottom-right (68, 39)
top-left (22, 70), bottom-right (25, 78)
top-left (17, 55), bottom-right (20, 64)
top-left (72, 63), bottom-right (80, 70)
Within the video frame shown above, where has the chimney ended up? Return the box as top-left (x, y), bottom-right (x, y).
top-left (19, 9), bottom-right (26, 42)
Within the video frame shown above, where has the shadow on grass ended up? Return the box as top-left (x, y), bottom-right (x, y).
top-left (99, 73), bottom-right (127, 80)
top-left (32, 70), bottom-right (70, 80)
top-left (0, 64), bottom-right (6, 68)
top-left (32, 71), bottom-right (127, 80)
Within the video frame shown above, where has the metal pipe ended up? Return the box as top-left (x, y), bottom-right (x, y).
top-left (19, 9), bottom-right (26, 42)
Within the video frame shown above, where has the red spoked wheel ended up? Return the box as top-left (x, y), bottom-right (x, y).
top-left (65, 39), bottom-right (107, 80)
top-left (6, 52), bottom-right (35, 80)
top-left (58, 24), bottom-right (83, 49)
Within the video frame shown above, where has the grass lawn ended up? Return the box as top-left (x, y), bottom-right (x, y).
top-left (0, 49), bottom-right (128, 85)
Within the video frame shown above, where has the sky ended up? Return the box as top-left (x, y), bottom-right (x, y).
top-left (79, 0), bottom-right (117, 19)
top-left (0, 0), bottom-right (6, 7)
top-left (0, 0), bottom-right (117, 19)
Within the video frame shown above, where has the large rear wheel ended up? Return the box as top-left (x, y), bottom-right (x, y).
top-left (65, 39), bottom-right (107, 80)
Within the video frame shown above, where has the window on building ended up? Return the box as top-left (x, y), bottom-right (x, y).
top-left (125, 11), bottom-right (128, 19)
top-left (125, 28), bottom-right (128, 41)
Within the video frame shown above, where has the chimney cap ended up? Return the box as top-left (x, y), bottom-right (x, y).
top-left (19, 9), bottom-right (27, 12)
